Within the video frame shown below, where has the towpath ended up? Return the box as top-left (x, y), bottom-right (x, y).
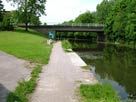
top-left (30, 42), bottom-right (97, 102)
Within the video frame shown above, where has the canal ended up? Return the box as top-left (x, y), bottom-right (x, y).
top-left (70, 41), bottom-right (136, 101)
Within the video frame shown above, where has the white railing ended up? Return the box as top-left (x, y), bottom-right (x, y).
top-left (54, 23), bottom-right (104, 27)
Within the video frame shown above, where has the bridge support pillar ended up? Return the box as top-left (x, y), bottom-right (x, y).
top-left (97, 32), bottom-right (105, 42)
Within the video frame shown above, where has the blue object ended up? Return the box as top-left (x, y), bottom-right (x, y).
top-left (48, 31), bottom-right (55, 39)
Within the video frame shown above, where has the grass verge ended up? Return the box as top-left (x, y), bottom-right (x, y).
top-left (7, 65), bottom-right (42, 102)
top-left (81, 65), bottom-right (90, 70)
top-left (62, 40), bottom-right (72, 52)
top-left (80, 84), bottom-right (120, 102)
top-left (0, 28), bottom-right (52, 64)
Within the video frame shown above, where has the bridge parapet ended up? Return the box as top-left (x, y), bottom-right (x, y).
top-left (58, 23), bottom-right (104, 27)
top-left (19, 24), bottom-right (104, 32)
top-left (19, 23), bottom-right (104, 28)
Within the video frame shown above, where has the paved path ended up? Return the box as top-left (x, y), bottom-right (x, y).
top-left (0, 51), bottom-right (32, 102)
top-left (30, 42), bottom-right (97, 102)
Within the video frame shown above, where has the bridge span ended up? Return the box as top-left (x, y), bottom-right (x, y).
top-left (20, 24), bottom-right (105, 41)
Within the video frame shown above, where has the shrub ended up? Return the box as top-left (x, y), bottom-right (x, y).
top-left (62, 40), bottom-right (72, 51)
top-left (1, 14), bottom-right (14, 31)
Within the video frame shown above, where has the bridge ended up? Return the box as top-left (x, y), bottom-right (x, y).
top-left (20, 24), bottom-right (105, 41)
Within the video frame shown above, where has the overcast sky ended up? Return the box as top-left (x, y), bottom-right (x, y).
top-left (2, 0), bottom-right (102, 25)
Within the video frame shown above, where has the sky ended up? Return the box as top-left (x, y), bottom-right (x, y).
top-left (2, 0), bottom-right (102, 25)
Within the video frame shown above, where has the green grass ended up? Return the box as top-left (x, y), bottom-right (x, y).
top-left (81, 65), bottom-right (90, 70)
top-left (0, 28), bottom-right (52, 64)
top-left (7, 65), bottom-right (42, 102)
top-left (80, 84), bottom-right (120, 102)
top-left (0, 28), bottom-right (52, 101)
top-left (62, 40), bottom-right (72, 52)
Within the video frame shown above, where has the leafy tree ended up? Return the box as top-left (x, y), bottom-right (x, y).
top-left (91, 11), bottom-right (97, 23)
top-left (96, 0), bottom-right (114, 24)
top-left (7, 0), bottom-right (46, 31)
top-left (2, 12), bottom-right (14, 30)
top-left (125, 0), bottom-right (136, 43)
top-left (75, 11), bottom-right (95, 24)
top-left (30, 15), bottom-right (41, 25)
top-left (62, 20), bottom-right (74, 25)
top-left (0, 0), bottom-right (4, 21)
top-left (43, 22), bottom-right (47, 25)
top-left (104, 0), bottom-right (136, 44)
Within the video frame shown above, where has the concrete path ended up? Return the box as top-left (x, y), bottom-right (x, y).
top-left (0, 51), bottom-right (32, 102)
top-left (30, 42), bottom-right (97, 102)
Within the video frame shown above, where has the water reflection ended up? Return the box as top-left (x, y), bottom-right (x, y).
top-left (72, 41), bottom-right (136, 100)
top-left (91, 66), bottom-right (128, 100)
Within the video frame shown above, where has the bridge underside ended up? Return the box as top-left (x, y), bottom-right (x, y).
top-left (35, 29), bottom-right (105, 42)
top-left (20, 25), bottom-right (105, 42)
top-left (45, 30), bottom-right (105, 42)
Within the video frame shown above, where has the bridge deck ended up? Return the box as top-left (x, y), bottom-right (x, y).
top-left (19, 24), bottom-right (104, 32)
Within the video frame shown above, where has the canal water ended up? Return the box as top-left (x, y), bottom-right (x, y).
top-left (70, 41), bottom-right (136, 101)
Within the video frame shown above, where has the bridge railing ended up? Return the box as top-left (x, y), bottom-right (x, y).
top-left (18, 23), bottom-right (104, 30)
top-left (56, 23), bottom-right (104, 27)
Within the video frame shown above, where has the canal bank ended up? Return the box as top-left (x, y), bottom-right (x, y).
top-left (70, 41), bottom-right (136, 101)
top-left (62, 40), bottom-right (121, 102)
top-left (30, 42), bottom-right (97, 102)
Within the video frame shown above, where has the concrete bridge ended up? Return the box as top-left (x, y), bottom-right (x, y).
top-left (20, 24), bottom-right (105, 41)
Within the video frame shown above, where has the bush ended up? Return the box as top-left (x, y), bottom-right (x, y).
top-left (1, 14), bottom-right (14, 30)
top-left (62, 40), bottom-right (72, 51)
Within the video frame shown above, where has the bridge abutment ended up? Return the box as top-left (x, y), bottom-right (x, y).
top-left (97, 32), bottom-right (105, 42)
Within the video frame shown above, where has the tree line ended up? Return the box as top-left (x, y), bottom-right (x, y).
top-left (56, 11), bottom-right (97, 41)
top-left (59, 0), bottom-right (136, 44)
top-left (0, 0), bottom-right (46, 31)
top-left (102, 0), bottom-right (136, 44)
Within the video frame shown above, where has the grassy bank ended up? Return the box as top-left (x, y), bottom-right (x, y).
top-left (80, 84), bottom-right (120, 102)
top-left (7, 65), bottom-right (42, 102)
top-left (0, 28), bottom-right (52, 101)
top-left (0, 28), bottom-right (52, 64)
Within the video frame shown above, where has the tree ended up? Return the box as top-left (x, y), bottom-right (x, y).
top-left (7, 0), bottom-right (46, 31)
top-left (0, 0), bottom-right (4, 22)
top-left (104, 0), bottom-right (136, 44)
top-left (0, 0), bottom-right (5, 30)
top-left (125, 0), bottom-right (136, 43)
top-left (75, 11), bottom-right (95, 24)
top-left (30, 15), bottom-right (42, 25)
top-left (96, 0), bottom-right (115, 24)
top-left (2, 12), bottom-right (14, 30)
